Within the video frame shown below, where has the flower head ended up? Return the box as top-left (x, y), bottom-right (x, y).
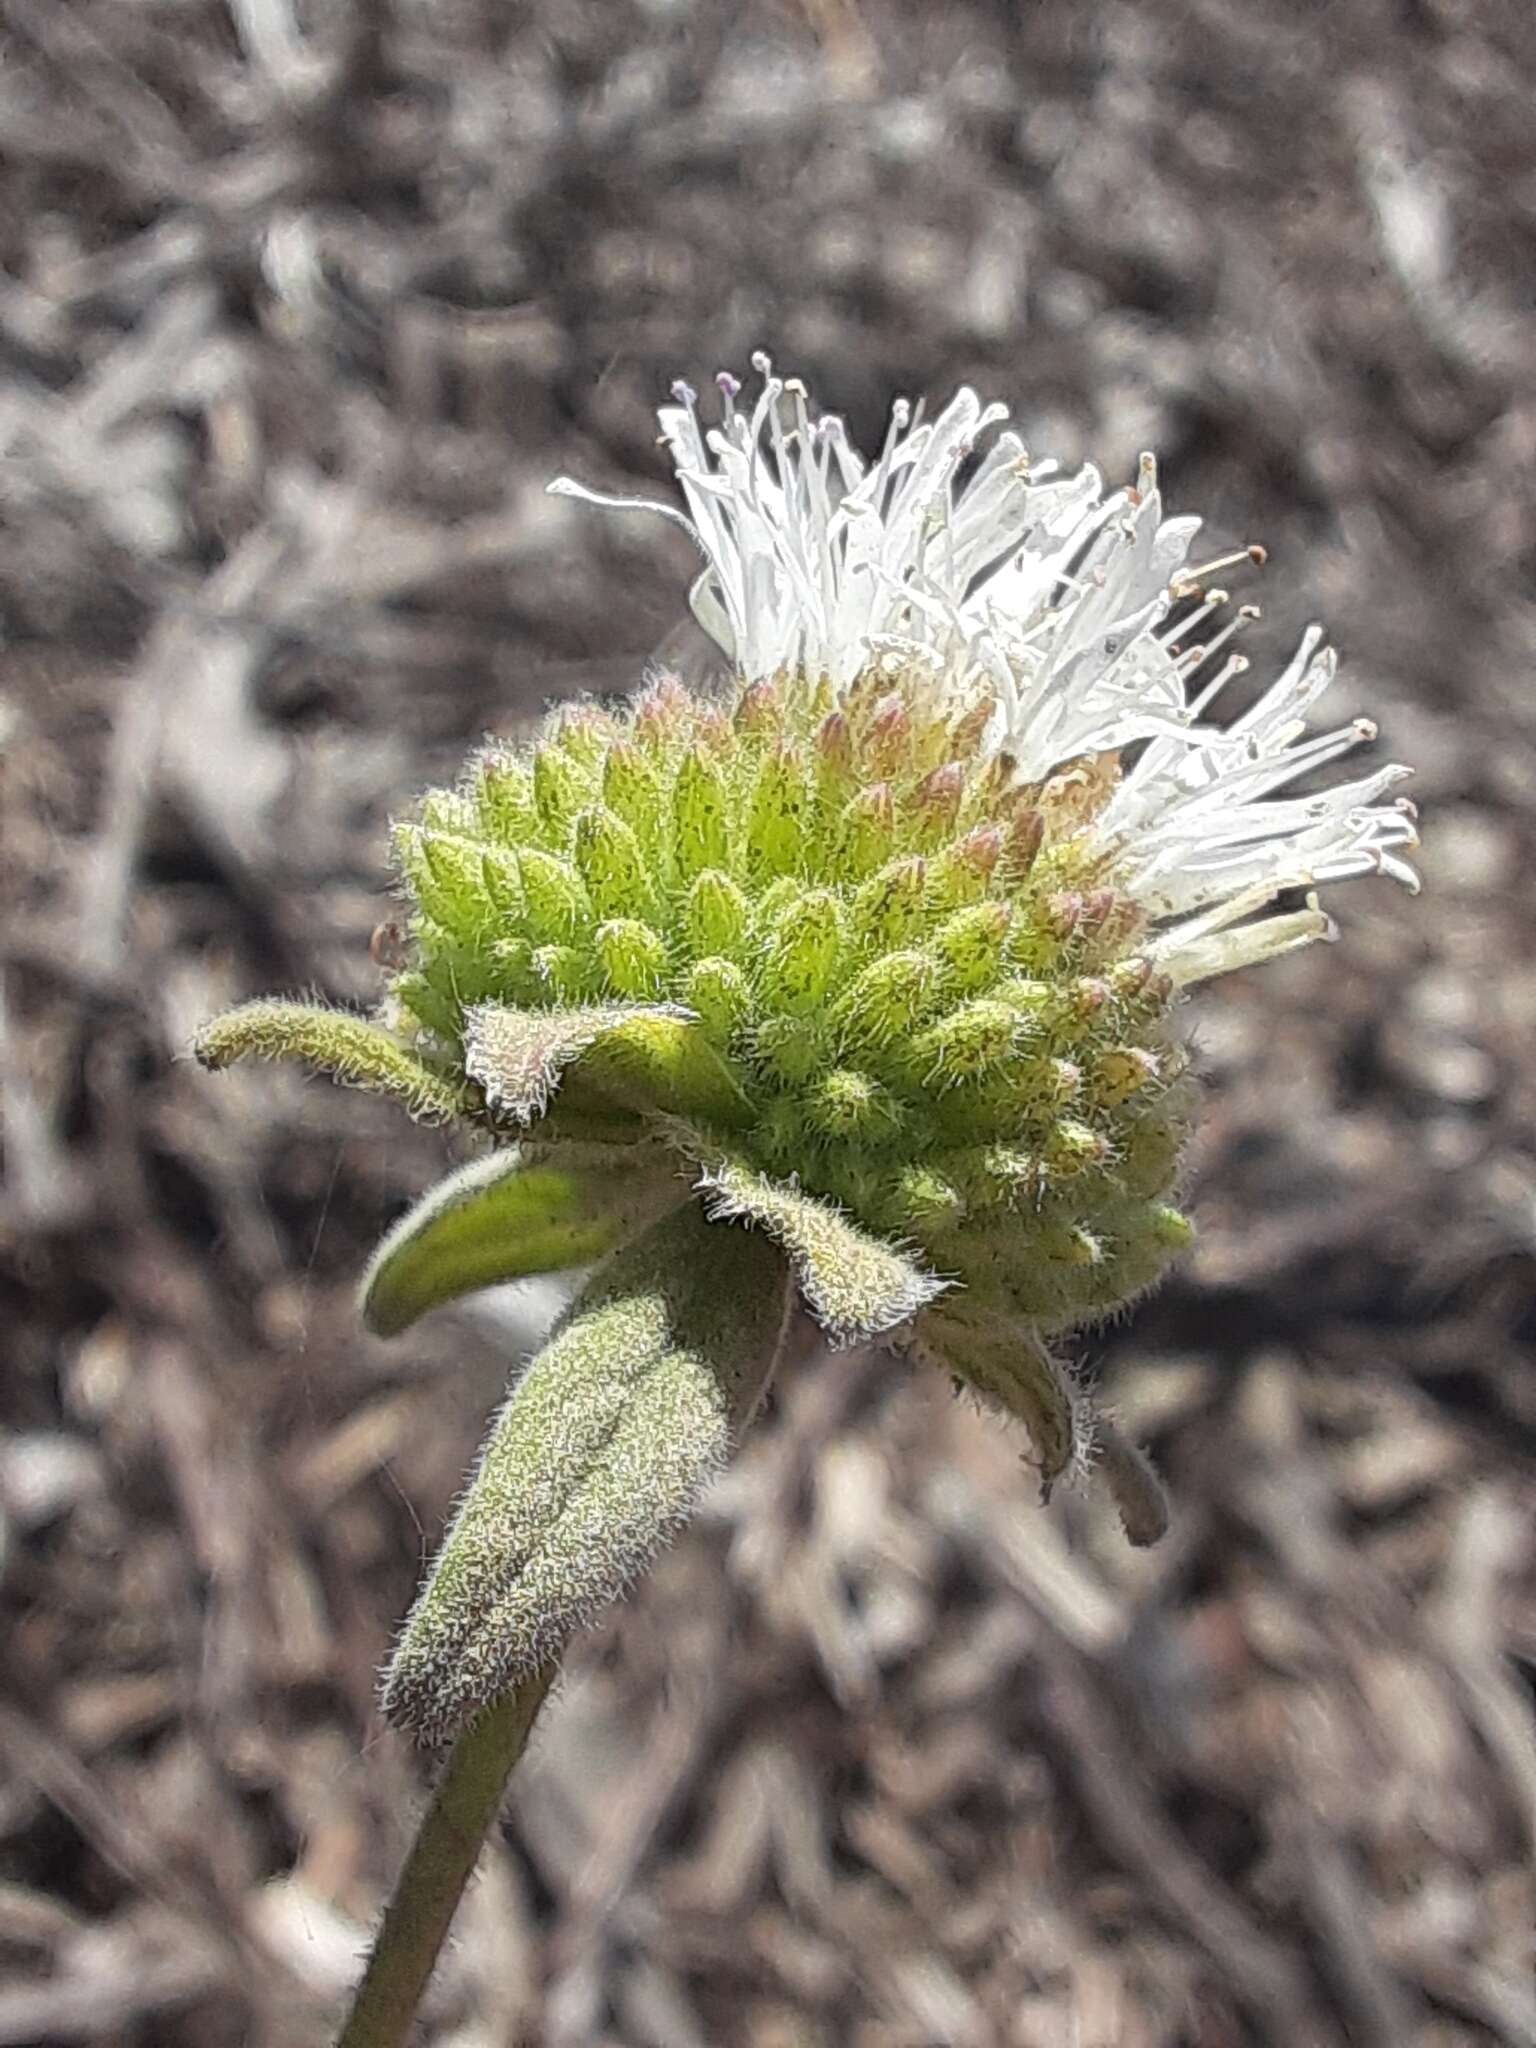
top-left (552, 354), bottom-right (1418, 986)
top-left (195, 359), bottom-right (1419, 1741)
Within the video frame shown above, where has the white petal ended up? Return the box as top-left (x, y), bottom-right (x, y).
top-left (553, 362), bottom-right (1417, 985)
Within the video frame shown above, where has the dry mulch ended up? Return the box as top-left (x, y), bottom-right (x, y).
top-left (2, 2), bottom-right (1534, 2042)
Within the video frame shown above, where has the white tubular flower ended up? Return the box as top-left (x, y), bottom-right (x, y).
top-left (550, 355), bottom-right (1418, 986)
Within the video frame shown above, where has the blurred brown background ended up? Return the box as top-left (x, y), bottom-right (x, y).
top-left (2, 2), bottom-right (1534, 2043)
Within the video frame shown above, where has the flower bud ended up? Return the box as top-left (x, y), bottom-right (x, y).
top-left (917, 999), bottom-right (1021, 1086)
top-left (930, 825), bottom-right (1003, 907)
top-left (1002, 804), bottom-right (1044, 879)
top-left (753, 1014), bottom-right (824, 1086)
top-left (633, 672), bottom-right (695, 745)
top-left (1118, 1114), bottom-right (1184, 1198)
top-left (533, 740), bottom-right (596, 839)
top-left (394, 826), bottom-right (489, 935)
top-left (554, 705), bottom-right (619, 766)
top-left (533, 944), bottom-right (593, 1001)
top-left (811, 710), bottom-right (855, 830)
top-left (685, 957), bottom-right (750, 1039)
top-left (734, 676), bottom-right (780, 735)
top-left (851, 856), bottom-right (930, 951)
top-left (932, 901), bottom-right (1012, 993)
top-left (756, 889), bottom-right (845, 1017)
top-left (575, 804), bottom-right (655, 921)
top-left (808, 1067), bottom-right (902, 1141)
top-left (685, 869), bottom-right (749, 957)
top-left (1109, 955), bottom-right (1156, 1000)
top-left (864, 692), bottom-right (913, 778)
top-left (469, 748), bottom-right (537, 843)
top-left (947, 694), bottom-right (996, 759)
top-left (838, 781), bottom-right (896, 877)
top-left (1096, 1046), bottom-right (1160, 1107)
top-left (517, 847), bottom-right (592, 941)
top-left (674, 745), bottom-right (732, 879)
top-left (602, 740), bottom-right (665, 853)
top-left (889, 1165), bottom-right (967, 1233)
top-left (745, 739), bottom-right (808, 880)
top-left (832, 950), bottom-right (942, 1054)
top-left (912, 762), bottom-right (965, 842)
top-left (598, 919), bottom-right (667, 999)
top-left (1044, 1118), bottom-right (1111, 1178)
top-left (1045, 890), bottom-right (1084, 941)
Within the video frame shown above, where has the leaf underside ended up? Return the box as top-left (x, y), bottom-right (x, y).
top-left (1092, 1418), bottom-right (1170, 1547)
top-left (465, 1001), bottom-right (754, 1129)
top-left (913, 1300), bottom-right (1081, 1485)
top-left (380, 1200), bottom-right (792, 1746)
top-left (359, 1145), bottom-right (687, 1338)
top-left (698, 1155), bottom-right (944, 1346)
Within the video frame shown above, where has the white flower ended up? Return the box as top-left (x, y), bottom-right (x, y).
top-left (550, 355), bottom-right (1418, 985)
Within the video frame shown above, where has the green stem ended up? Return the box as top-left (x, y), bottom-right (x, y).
top-left (336, 1665), bottom-right (555, 2048)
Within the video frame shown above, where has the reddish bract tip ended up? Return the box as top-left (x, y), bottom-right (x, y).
top-left (914, 761), bottom-right (965, 826)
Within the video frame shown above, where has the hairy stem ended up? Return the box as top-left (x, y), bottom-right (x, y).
top-left (335, 1665), bottom-right (555, 2048)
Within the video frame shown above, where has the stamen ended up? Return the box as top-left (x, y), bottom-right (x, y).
top-left (552, 360), bottom-right (1417, 956)
top-left (1179, 608), bottom-right (1255, 683)
top-left (1188, 654), bottom-right (1251, 718)
top-left (1125, 452), bottom-right (1158, 510)
top-left (1170, 544), bottom-right (1267, 599)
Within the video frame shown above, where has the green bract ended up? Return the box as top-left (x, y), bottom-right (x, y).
top-left (195, 665), bottom-right (1192, 1741)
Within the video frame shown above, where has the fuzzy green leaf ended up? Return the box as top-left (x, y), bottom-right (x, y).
top-left (465, 1002), bottom-right (754, 1129)
top-left (698, 1157), bottom-right (944, 1345)
top-left (192, 1000), bottom-right (470, 1123)
top-left (380, 1201), bottom-right (792, 1745)
top-left (913, 1301), bottom-right (1081, 1484)
top-left (359, 1146), bottom-right (686, 1338)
